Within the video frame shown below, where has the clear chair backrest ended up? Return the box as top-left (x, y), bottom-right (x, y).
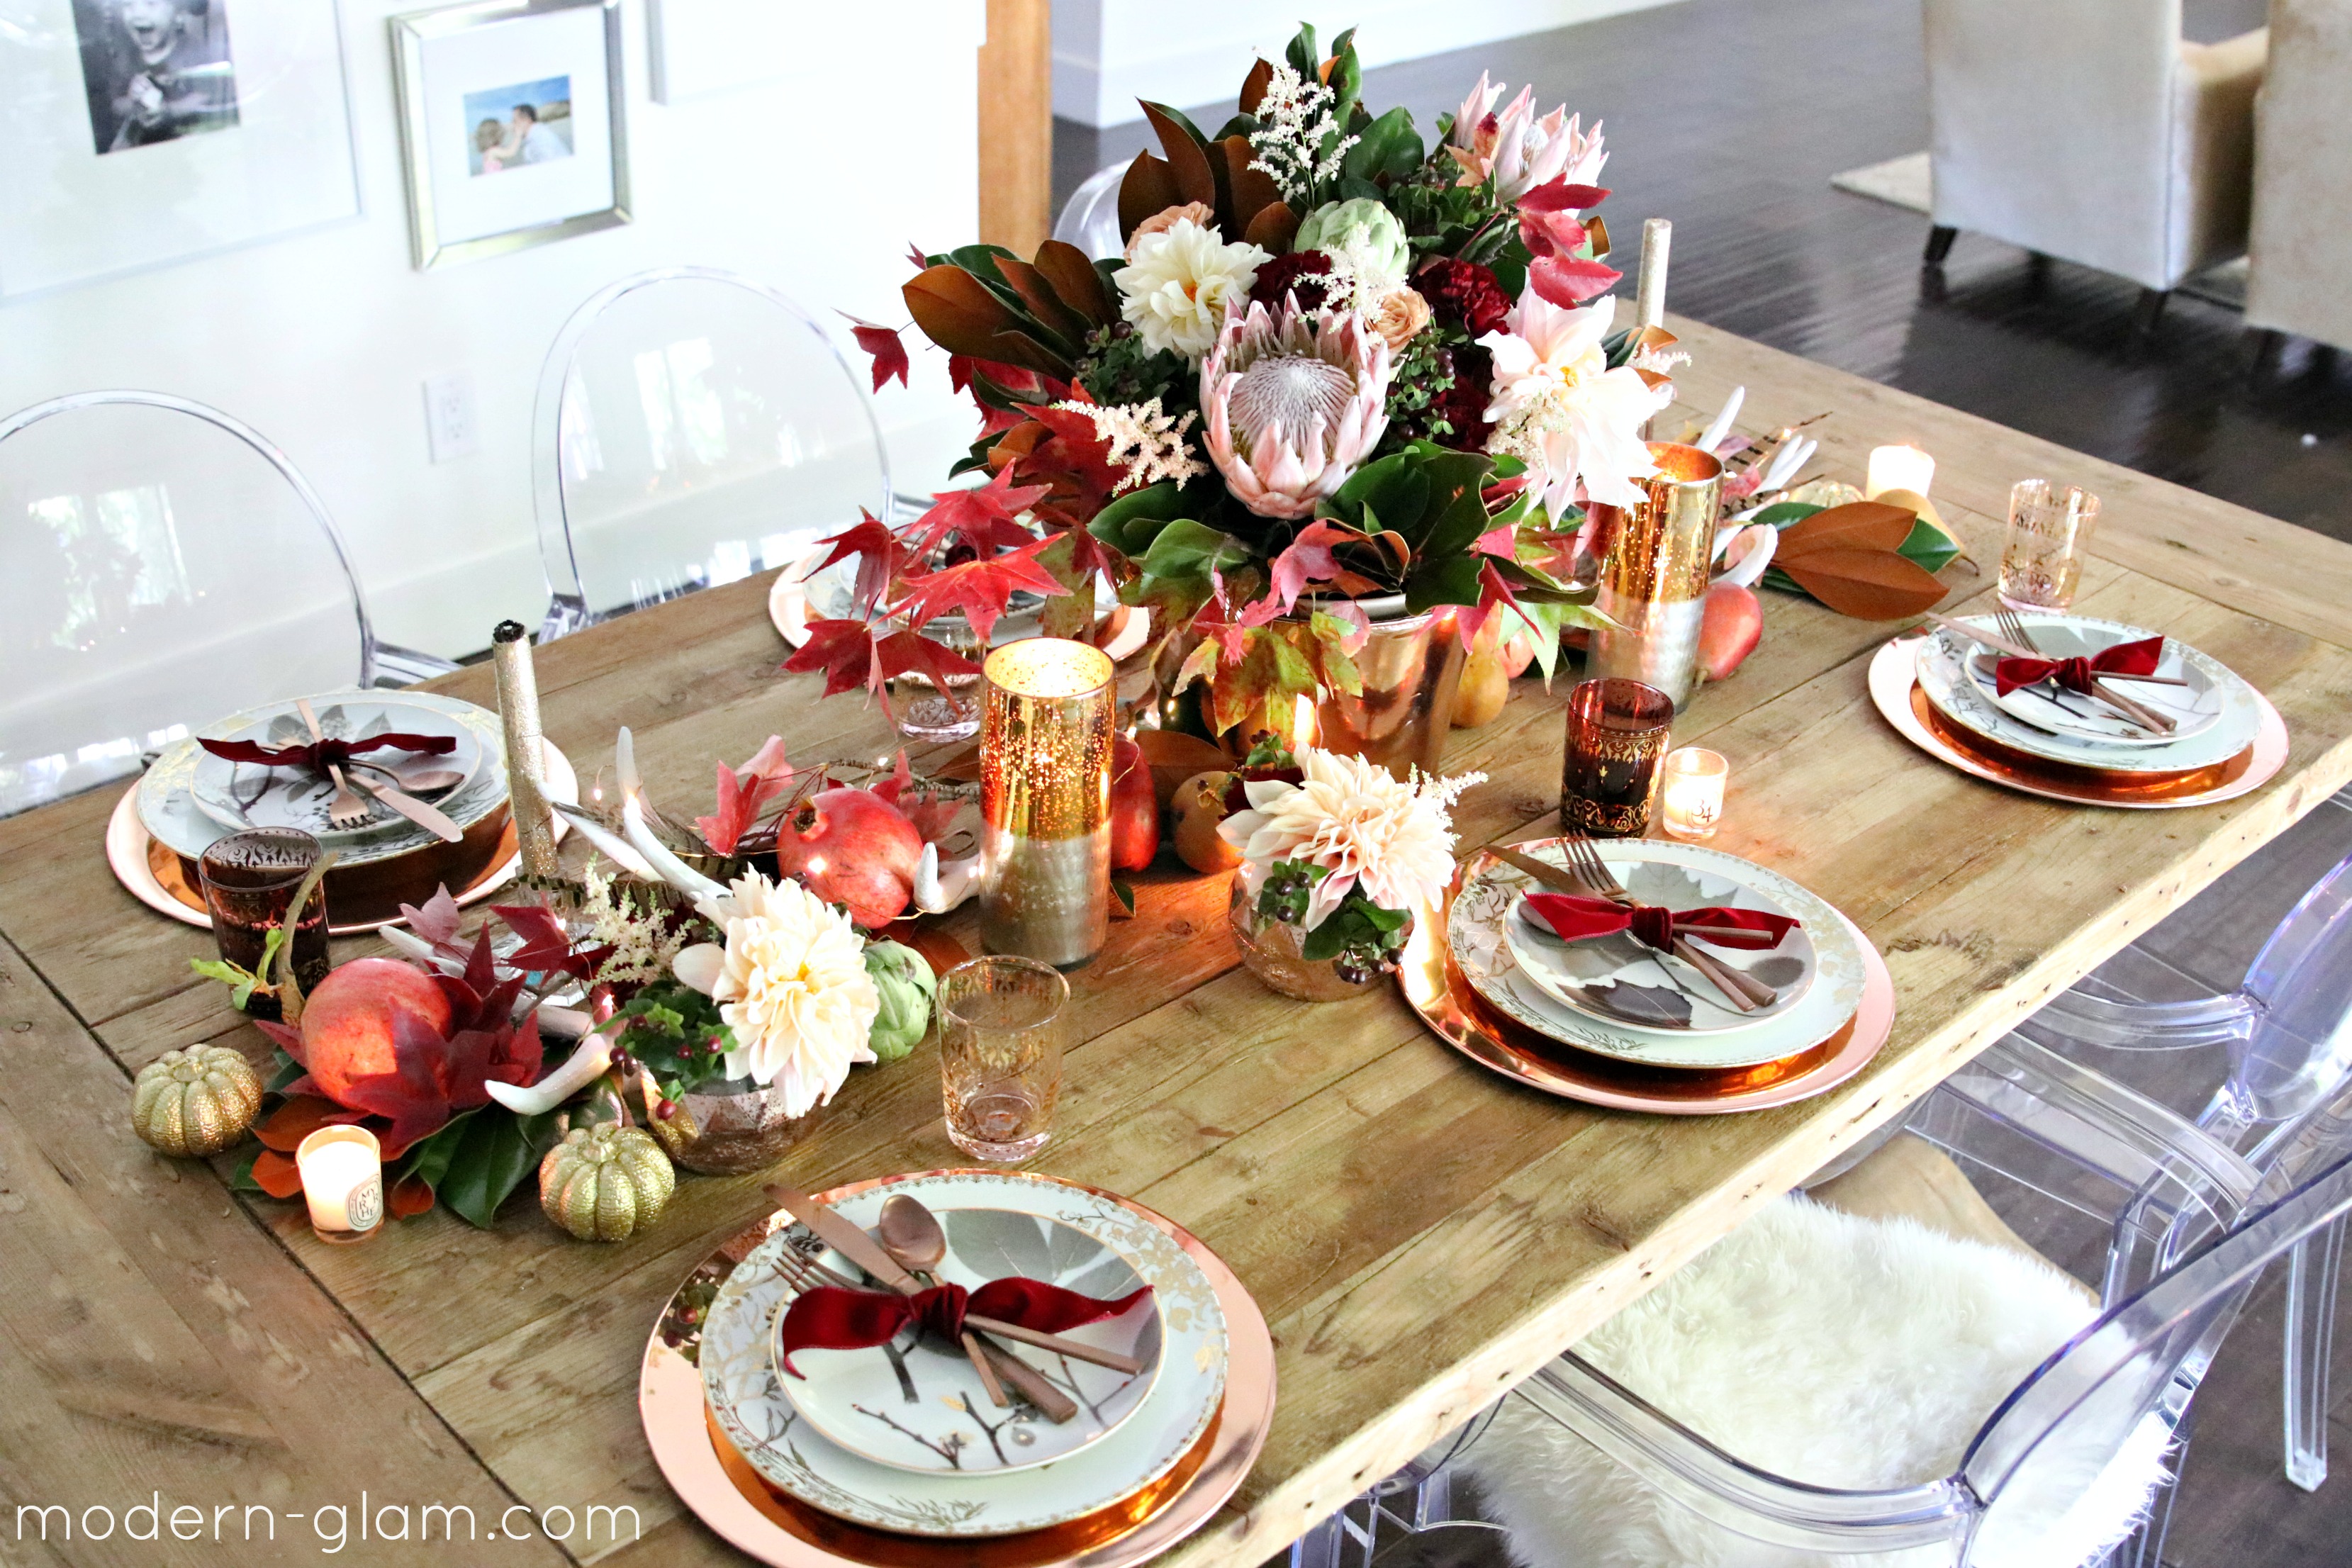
top-left (2229, 851), bottom-right (2352, 1125)
top-left (532, 267), bottom-right (890, 638)
top-left (0, 392), bottom-right (371, 818)
top-left (1053, 161), bottom-right (1130, 261)
top-left (1959, 1082), bottom-right (2352, 1562)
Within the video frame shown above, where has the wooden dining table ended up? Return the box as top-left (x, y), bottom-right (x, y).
top-left (6, 317), bottom-right (2352, 1568)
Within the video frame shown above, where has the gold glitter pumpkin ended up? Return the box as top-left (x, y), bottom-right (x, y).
top-left (539, 1124), bottom-right (676, 1242)
top-left (132, 1046), bottom-right (264, 1157)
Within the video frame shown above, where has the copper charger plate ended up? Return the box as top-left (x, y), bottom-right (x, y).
top-left (1869, 637), bottom-right (2287, 809)
top-left (104, 741), bottom-right (578, 934)
top-left (1404, 887), bottom-right (1895, 1114)
top-left (639, 1172), bottom-right (1275, 1568)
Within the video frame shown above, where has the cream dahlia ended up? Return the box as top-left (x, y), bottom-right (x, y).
top-left (1113, 218), bottom-right (1269, 364)
top-left (1202, 298), bottom-right (1391, 519)
top-left (1446, 74), bottom-right (1606, 202)
top-left (677, 873), bottom-right (878, 1116)
top-left (1218, 749), bottom-right (1480, 930)
top-left (1479, 291), bottom-right (1671, 515)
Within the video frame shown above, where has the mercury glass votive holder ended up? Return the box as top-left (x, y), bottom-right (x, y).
top-left (1659, 746), bottom-right (1729, 840)
top-left (1561, 678), bottom-right (1674, 838)
top-left (1581, 442), bottom-right (1724, 710)
top-left (978, 638), bottom-right (1116, 968)
top-left (1999, 480), bottom-right (2100, 610)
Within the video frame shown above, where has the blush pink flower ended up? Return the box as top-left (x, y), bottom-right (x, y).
top-left (1202, 298), bottom-right (1391, 519)
top-left (1479, 291), bottom-right (1670, 516)
top-left (1218, 749), bottom-right (1478, 930)
top-left (1446, 74), bottom-right (1607, 202)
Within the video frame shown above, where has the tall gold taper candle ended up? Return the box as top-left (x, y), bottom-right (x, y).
top-left (1635, 217), bottom-right (1672, 330)
top-left (491, 620), bottom-right (560, 882)
top-left (978, 639), bottom-right (1116, 968)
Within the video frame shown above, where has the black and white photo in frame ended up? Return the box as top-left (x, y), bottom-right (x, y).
top-left (391, 0), bottom-right (630, 270)
top-left (0, 0), bottom-right (359, 299)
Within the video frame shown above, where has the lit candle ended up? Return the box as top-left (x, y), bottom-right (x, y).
top-left (1866, 444), bottom-right (1935, 502)
top-left (1659, 747), bottom-right (1727, 841)
top-left (979, 639), bottom-right (1116, 968)
top-left (296, 1125), bottom-right (384, 1241)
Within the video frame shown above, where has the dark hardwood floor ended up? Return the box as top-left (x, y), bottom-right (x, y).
top-left (1058, 3), bottom-right (2352, 1564)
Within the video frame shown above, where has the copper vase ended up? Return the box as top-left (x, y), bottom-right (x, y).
top-left (1582, 443), bottom-right (1724, 709)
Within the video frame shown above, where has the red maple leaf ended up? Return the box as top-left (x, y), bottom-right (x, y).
top-left (841, 313), bottom-right (910, 392)
top-left (783, 619), bottom-right (986, 710)
top-left (811, 510), bottom-right (914, 614)
top-left (906, 240), bottom-right (930, 272)
top-left (1519, 178), bottom-right (1611, 213)
top-left (694, 736), bottom-right (795, 854)
top-left (996, 400), bottom-right (1127, 531)
top-left (1518, 208), bottom-right (1589, 259)
top-left (491, 904), bottom-right (610, 982)
top-left (903, 466), bottom-right (1052, 559)
top-left (891, 539), bottom-right (1070, 643)
top-left (1268, 520), bottom-right (1383, 611)
top-left (1530, 255), bottom-right (1624, 307)
top-left (1454, 559), bottom-right (1525, 647)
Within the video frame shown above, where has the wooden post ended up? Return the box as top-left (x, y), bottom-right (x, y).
top-left (978, 0), bottom-right (1052, 254)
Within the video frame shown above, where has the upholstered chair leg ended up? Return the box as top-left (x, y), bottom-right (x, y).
top-left (1922, 225), bottom-right (1958, 264)
top-left (2133, 289), bottom-right (2170, 333)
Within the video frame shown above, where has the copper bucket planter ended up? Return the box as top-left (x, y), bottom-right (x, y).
top-left (1153, 594), bottom-right (1467, 779)
top-left (1581, 442), bottom-right (1724, 710)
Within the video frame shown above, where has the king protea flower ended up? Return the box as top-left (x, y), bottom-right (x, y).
top-left (1218, 749), bottom-right (1476, 930)
top-left (1480, 291), bottom-right (1671, 516)
top-left (1202, 299), bottom-right (1392, 519)
top-left (1447, 74), bottom-right (1606, 202)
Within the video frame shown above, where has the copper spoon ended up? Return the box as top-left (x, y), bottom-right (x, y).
top-left (877, 1199), bottom-right (1080, 1422)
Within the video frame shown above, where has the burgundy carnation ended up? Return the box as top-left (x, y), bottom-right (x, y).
top-left (1250, 250), bottom-right (1335, 312)
top-left (1419, 258), bottom-right (1511, 338)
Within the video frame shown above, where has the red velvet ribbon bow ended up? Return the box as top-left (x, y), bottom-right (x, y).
top-left (1522, 892), bottom-right (1799, 953)
top-left (1992, 636), bottom-right (2163, 698)
top-left (778, 1277), bottom-right (1154, 1378)
top-left (199, 733), bottom-right (457, 771)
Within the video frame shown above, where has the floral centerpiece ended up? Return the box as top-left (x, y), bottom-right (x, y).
top-left (1218, 740), bottom-right (1480, 999)
top-left (823, 23), bottom-right (1680, 764)
top-left (191, 732), bottom-right (961, 1229)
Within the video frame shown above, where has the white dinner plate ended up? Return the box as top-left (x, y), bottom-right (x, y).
top-left (189, 696), bottom-right (486, 841)
top-left (702, 1170), bottom-right (1228, 1538)
top-left (773, 1206), bottom-right (1163, 1475)
top-left (1917, 617), bottom-right (2260, 775)
top-left (1956, 612), bottom-right (2222, 748)
top-left (1450, 840), bottom-right (1869, 1071)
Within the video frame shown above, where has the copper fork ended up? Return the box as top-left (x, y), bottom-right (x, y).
top-left (296, 699), bottom-right (375, 829)
top-left (1558, 834), bottom-right (1774, 1012)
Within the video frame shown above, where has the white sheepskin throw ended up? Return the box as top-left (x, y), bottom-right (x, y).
top-left (1462, 1196), bottom-right (2173, 1568)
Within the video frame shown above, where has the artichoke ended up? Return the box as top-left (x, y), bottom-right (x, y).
top-left (1296, 199), bottom-right (1411, 286)
top-left (862, 940), bottom-right (936, 1061)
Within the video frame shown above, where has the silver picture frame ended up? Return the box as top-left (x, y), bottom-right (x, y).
top-left (390, 0), bottom-right (631, 270)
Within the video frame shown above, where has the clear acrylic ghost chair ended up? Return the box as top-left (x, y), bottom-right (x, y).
top-left (1287, 1405), bottom-right (1506, 1568)
top-left (2017, 825), bottom-right (2352, 1491)
top-left (1442, 1036), bottom-right (2352, 1568)
top-left (532, 266), bottom-right (898, 641)
top-left (1053, 160), bottom-right (1131, 260)
top-left (0, 391), bottom-right (452, 819)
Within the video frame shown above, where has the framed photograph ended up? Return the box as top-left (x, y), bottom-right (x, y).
top-left (0, 0), bottom-right (362, 301)
top-left (390, 0), bottom-right (629, 270)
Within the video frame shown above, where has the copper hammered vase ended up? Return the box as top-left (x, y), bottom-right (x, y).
top-left (1157, 594), bottom-right (1468, 778)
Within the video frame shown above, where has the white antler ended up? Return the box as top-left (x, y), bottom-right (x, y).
top-left (912, 841), bottom-right (981, 914)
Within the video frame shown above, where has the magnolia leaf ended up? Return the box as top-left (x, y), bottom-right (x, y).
top-left (432, 1108), bottom-right (564, 1230)
top-left (1343, 106), bottom-right (1423, 184)
top-left (1031, 240), bottom-right (1114, 325)
top-left (1586, 215), bottom-right (1612, 256)
top-left (904, 265), bottom-right (1026, 359)
top-left (1752, 500), bottom-right (1823, 529)
top-left (1118, 152), bottom-right (1182, 242)
top-left (1110, 878), bottom-right (1138, 919)
top-left (1136, 518), bottom-right (1254, 587)
top-left (1775, 501), bottom-right (1918, 558)
top-left (1238, 56), bottom-right (1275, 116)
top-left (1143, 102), bottom-right (1226, 215)
top-left (1242, 201), bottom-right (1299, 252)
top-left (992, 255), bottom-right (1090, 349)
top-left (1087, 481), bottom-right (1190, 558)
top-left (1771, 547), bottom-right (1949, 620)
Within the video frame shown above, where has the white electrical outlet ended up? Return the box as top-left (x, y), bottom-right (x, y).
top-left (423, 371), bottom-right (478, 463)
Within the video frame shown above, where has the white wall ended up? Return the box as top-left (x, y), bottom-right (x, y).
top-left (0, 0), bottom-right (987, 659)
top-left (1052, 0), bottom-right (1683, 127)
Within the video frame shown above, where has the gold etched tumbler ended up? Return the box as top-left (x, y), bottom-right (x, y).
top-left (1581, 442), bottom-right (1724, 709)
top-left (979, 639), bottom-right (1116, 968)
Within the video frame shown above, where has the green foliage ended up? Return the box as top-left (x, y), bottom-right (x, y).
top-left (413, 1107), bottom-right (564, 1230)
top-left (1341, 106), bottom-right (1425, 186)
top-left (614, 981), bottom-right (738, 1104)
top-left (1382, 325), bottom-right (1467, 448)
top-left (1753, 501), bottom-right (1961, 597)
top-left (1254, 858), bottom-right (1412, 975)
top-left (862, 941), bottom-right (935, 1063)
top-left (1074, 325), bottom-right (1191, 415)
top-left (187, 922), bottom-right (289, 1009)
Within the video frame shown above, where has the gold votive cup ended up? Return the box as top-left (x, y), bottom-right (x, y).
top-left (295, 1124), bottom-right (384, 1244)
top-left (1999, 480), bottom-right (2100, 611)
top-left (1582, 442), bottom-right (1724, 710)
top-left (1659, 746), bottom-right (1728, 840)
top-left (979, 638), bottom-right (1116, 968)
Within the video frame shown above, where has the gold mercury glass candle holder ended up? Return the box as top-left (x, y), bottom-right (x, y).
top-left (1999, 479), bottom-right (2100, 611)
top-left (1581, 442), bottom-right (1725, 710)
top-left (978, 638), bottom-right (1116, 968)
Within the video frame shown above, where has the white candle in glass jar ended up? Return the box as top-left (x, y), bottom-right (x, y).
top-left (1866, 444), bottom-right (1935, 500)
top-left (296, 1126), bottom-right (384, 1236)
top-left (1659, 748), bottom-right (1727, 841)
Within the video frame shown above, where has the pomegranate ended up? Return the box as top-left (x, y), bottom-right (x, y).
top-left (1110, 735), bottom-right (1159, 870)
top-left (299, 958), bottom-right (453, 1104)
top-left (1697, 583), bottom-right (1764, 683)
top-left (771, 786), bottom-right (925, 928)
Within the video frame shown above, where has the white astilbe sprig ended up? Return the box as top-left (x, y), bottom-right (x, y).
top-left (578, 861), bottom-right (688, 990)
top-left (1248, 62), bottom-right (1357, 205)
top-left (1054, 396), bottom-right (1207, 492)
top-left (1416, 767), bottom-right (1488, 810)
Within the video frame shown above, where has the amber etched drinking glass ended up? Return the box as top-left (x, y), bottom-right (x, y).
top-left (938, 956), bottom-right (1068, 1163)
top-left (197, 827), bottom-right (330, 1020)
top-left (1999, 480), bottom-right (2100, 610)
top-left (1561, 678), bottom-right (1674, 839)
